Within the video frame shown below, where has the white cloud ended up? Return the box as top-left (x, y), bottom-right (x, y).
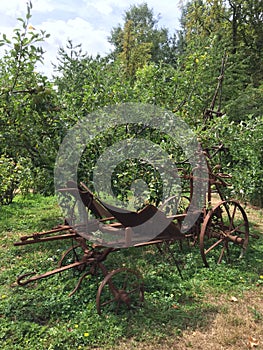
top-left (0, 0), bottom-right (181, 77)
top-left (36, 16), bottom-right (113, 77)
top-left (0, 0), bottom-right (27, 17)
top-left (83, 0), bottom-right (113, 16)
top-left (149, 0), bottom-right (182, 30)
top-left (32, 0), bottom-right (55, 13)
top-left (41, 17), bottom-right (112, 54)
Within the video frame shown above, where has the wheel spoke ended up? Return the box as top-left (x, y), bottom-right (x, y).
top-left (101, 297), bottom-right (117, 307)
top-left (229, 222), bottom-right (246, 235)
top-left (126, 286), bottom-right (141, 296)
top-left (217, 246), bottom-right (225, 264)
top-left (205, 238), bottom-right (224, 255)
top-left (230, 204), bottom-right (237, 230)
top-left (122, 275), bottom-right (129, 290)
top-left (116, 300), bottom-right (122, 314)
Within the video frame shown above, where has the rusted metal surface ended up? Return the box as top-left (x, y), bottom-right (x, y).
top-left (96, 266), bottom-right (144, 315)
top-left (13, 147), bottom-right (251, 313)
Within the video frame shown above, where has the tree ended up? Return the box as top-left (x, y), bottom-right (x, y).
top-left (228, 0), bottom-right (263, 85)
top-left (53, 40), bottom-right (135, 117)
top-left (108, 3), bottom-right (174, 67)
top-left (177, 0), bottom-right (263, 119)
top-left (0, 0), bottom-right (261, 208)
top-left (118, 19), bottom-right (153, 80)
top-left (0, 1), bottom-right (61, 200)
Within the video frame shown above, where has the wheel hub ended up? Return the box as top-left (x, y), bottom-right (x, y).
top-left (117, 289), bottom-right (131, 305)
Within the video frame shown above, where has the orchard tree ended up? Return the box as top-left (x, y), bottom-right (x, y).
top-left (0, 1), bottom-right (61, 201)
top-left (118, 19), bottom-right (152, 80)
top-left (178, 0), bottom-right (263, 206)
top-left (54, 39), bottom-right (135, 118)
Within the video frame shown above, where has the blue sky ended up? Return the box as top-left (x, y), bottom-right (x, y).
top-left (0, 0), bottom-right (182, 76)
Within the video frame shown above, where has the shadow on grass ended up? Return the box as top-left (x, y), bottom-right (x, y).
top-left (2, 275), bottom-right (219, 347)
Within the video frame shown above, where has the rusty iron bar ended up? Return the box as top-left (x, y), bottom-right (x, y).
top-left (14, 232), bottom-right (77, 246)
top-left (18, 225), bottom-right (73, 241)
top-left (17, 260), bottom-right (87, 286)
top-left (16, 245), bottom-right (116, 295)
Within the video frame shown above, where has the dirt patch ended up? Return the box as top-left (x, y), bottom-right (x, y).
top-left (174, 289), bottom-right (263, 350)
top-left (246, 205), bottom-right (263, 234)
top-left (104, 289), bottom-right (263, 350)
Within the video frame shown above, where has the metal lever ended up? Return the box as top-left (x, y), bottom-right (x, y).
top-left (16, 260), bottom-right (86, 286)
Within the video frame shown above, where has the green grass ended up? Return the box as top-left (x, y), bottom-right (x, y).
top-left (0, 195), bottom-right (262, 349)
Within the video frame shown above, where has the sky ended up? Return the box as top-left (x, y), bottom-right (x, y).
top-left (0, 0), bottom-right (182, 77)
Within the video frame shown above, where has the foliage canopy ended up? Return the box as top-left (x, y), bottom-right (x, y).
top-left (0, 0), bottom-right (262, 207)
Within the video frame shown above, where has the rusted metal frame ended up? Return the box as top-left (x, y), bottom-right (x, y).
top-left (16, 225), bottom-right (72, 241)
top-left (96, 266), bottom-right (144, 314)
top-left (68, 271), bottom-right (92, 296)
top-left (66, 247), bottom-right (115, 296)
top-left (216, 200), bottom-right (248, 245)
top-left (16, 241), bottom-right (117, 293)
top-left (64, 246), bottom-right (117, 296)
top-left (203, 52), bottom-right (227, 124)
top-left (155, 240), bottom-right (183, 279)
top-left (58, 244), bottom-right (82, 268)
top-left (17, 260), bottom-right (87, 286)
top-left (203, 144), bottom-right (233, 204)
top-left (14, 232), bottom-right (78, 246)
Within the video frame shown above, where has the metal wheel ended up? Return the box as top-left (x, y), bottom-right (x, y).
top-left (96, 267), bottom-right (144, 315)
top-left (58, 245), bottom-right (84, 271)
top-left (200, 200), bottom-right (249, 267)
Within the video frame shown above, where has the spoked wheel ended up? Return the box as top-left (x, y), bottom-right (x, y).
top-left (58, 245), bottom-right (85, 271)
top-left (200, 200), bottom-right (249, 267)
top-left (96, 267), bottom-right (144, 315)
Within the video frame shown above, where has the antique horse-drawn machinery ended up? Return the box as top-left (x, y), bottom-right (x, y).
top-left (13, 146), bottom-right (250, 314)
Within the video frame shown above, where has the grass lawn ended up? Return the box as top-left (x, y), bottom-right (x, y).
top-left (0, 195), bottom-right (262, 349)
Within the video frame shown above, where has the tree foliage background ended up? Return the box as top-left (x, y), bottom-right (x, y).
top-left (0, 1), bottom-right (262, 206)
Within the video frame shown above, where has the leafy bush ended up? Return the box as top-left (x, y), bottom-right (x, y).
top-left (225, 84), bottom-right (263, 122)
top-left (229, 116), bottom-right (263, 207)
top-left (0, 155), bottom-right (33, 205)
top-left (201, 114), bottom-right (263, 207)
